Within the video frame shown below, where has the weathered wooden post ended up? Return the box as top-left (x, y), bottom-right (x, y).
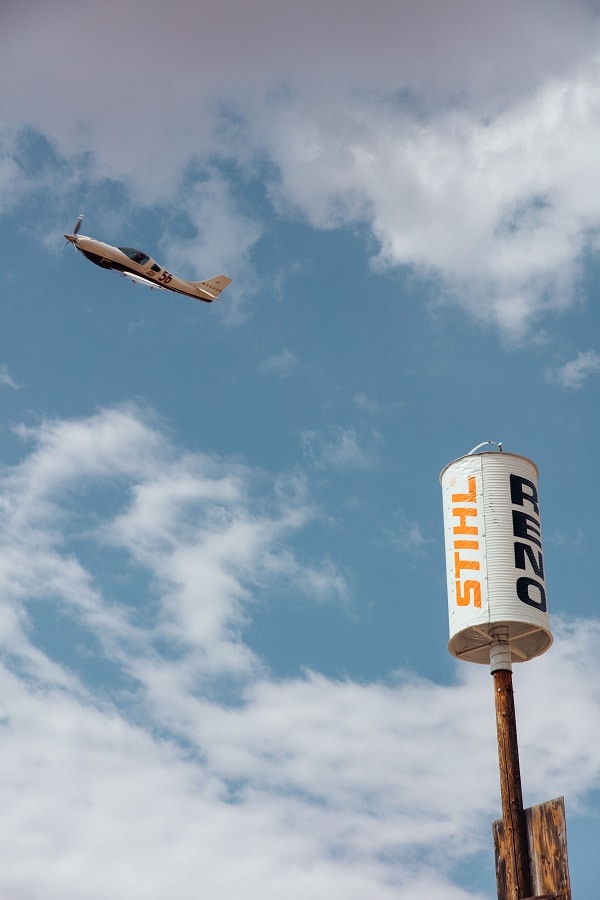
top-left (491, 648), bottom-right (531, 898)
top-left (440, 444), bottom-right (570, 900)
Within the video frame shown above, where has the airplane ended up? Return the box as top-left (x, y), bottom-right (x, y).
top-left (63, 216), bottom-right (232, 303)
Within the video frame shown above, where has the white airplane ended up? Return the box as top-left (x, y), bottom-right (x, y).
top-left (63, 216), bottom-right (232, 303)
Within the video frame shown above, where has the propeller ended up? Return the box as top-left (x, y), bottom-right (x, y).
top-left (62, 214), bottom-right (84, 249)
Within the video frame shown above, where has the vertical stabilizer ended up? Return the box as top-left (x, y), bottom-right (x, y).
top-left (190, 275), bottom-right (232, 300)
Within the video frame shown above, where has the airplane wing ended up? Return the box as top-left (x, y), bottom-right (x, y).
top-left (120, 271), bottom-right (168, 291)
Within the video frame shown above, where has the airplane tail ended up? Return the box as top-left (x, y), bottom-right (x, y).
top-left (190, 275), bottom-right (232, 302)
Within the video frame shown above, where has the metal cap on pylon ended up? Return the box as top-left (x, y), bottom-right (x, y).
top-left (440, 443), bottom-right (552, 664)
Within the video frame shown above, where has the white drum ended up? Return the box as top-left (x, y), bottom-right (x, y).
top-left (440, 451), bottom-right (552, 664)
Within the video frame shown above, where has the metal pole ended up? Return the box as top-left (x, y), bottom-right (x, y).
top-left (490, 629), bottom-right (532, 900)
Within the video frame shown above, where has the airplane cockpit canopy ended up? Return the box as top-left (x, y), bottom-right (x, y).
top-left (119, 247), bottom-right (150, 265)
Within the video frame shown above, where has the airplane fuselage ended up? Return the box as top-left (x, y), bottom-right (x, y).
top-left (64, 233), bottom-right (231, 303)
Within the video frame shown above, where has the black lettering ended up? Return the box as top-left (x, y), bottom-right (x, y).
top-left (512, 510), bottom-right (541, 547)
top-left (514, 542), bottom-right (544, 579)
top-left (510, 474), bottom-right (539, 515)
top-left (516, 576), bottom-right (547, 612)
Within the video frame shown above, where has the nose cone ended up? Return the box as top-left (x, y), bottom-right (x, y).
top-left (63, 234), bottom-right (76, 244)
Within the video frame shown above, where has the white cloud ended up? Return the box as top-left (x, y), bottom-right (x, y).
top-left (3, 2), bottom-right (600, 337)
top-left (0, 406), bottom-right (599, 897)
top-left (158, 174), bottom-right (263, 309)
top-left (0, 408), bottom-right (349, 691)
top-left (514, 617), bottom-right (600, 803)
top-left (390, 517), bottom-right (430, 555)
top-left (293, 558), bottom-right (349, 604)
top-left (301, 426), bottom-right (378, 470)
top-left (262, 64), bottom-right (600, 338)
top-left (0, 155), bottom-right (25, 215)
top-left (0, 363), bottom-right (20, 390)
top-left (353, 392), bottom-right (383, 415)
top-left (259, 348), bottom-right (298, 377)
top-left (3, 2), bottom-right (597, 150)
top-left (554, 349), bottom-right (600, 388)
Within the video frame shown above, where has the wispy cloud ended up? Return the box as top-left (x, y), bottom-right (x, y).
top-left (553, 350), bottom-right (600, 388)
top-left (353, 392), bottom-right (383, 415)
top-left (389, 517), bottom-right (430, 555)
top-left (301, 426), bottom-right (379, 471)
top-left (259, 348), bottom-right (297, 377)
top-left (127, 318), bottom-right (146, 335)
top-left (0, 363), bottom-right (20, 390)
top-left (159, 174), bottom-right (262, 318)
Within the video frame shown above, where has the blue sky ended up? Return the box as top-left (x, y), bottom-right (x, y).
top-left (1, 1), bottom-right (600, 896)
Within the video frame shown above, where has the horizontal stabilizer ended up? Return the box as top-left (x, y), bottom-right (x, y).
top-left (190, 274), bottom-right (232, 301)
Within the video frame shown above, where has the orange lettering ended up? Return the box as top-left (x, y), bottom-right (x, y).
top-left (451, 476), bottom-right (477, 504)
top-left (452, 507), bottom-right (478, 535)
top-left (451, 476), bottom-right (482, 609)
top-left (455, 579), bottom-right (482, 607)
top-left (454, 551), bottom-right (480, 577)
